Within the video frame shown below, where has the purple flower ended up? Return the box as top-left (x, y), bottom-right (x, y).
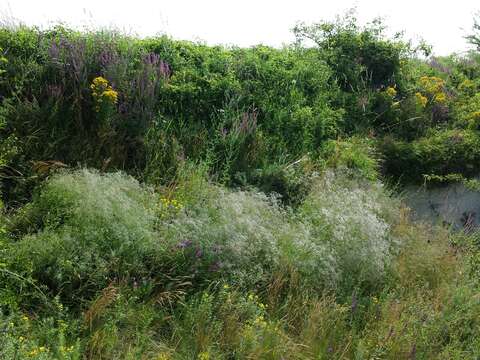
top-left (237, 109), bottom-right (258, 135)
top-left (351, 293), bottom-right (357, 314)
top-left (48, 41), bottom-right (60, 60)
top-left (429, 57), bottom-right (452, 74)
top-left (209, 261), bottom-right (222, 272)
top-left (142, 52), bottom-right (171, 79)
top-left (158, 60), bottom-right (171, 79)
top-left (143, 52), bottom-right (160, 66)
top-left (99, 49), bottom-right (119, 68)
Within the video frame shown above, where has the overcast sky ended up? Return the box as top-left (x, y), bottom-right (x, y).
top-left (1, 0), bottom-right (479, 55)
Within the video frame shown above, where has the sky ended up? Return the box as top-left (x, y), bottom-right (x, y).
top-left (1, 0), bottom-right (479, 55)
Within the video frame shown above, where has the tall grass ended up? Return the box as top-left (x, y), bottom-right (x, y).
top-left (2, 166), bottom-right (478, 358)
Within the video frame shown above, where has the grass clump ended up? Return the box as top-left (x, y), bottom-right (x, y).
top-left (4, 169), bottom-right (164, 308)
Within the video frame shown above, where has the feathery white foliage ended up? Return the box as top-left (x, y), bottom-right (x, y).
top-left (300, 170), bottom-right (400, 289)
top-left (165, 169), bottom-right (399, 290)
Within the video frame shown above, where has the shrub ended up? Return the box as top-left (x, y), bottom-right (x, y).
top-left (380, 129), bottom-right (480, 183)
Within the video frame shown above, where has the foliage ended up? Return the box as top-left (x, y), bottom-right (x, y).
top-left (380, 129), bottom-right (480, 183)
top-left (2, 13), bottom-right (480, 359)
top-left (1, 167), bottom-right (478, 358)
top-left (466, 12), bottom-right (480, 50)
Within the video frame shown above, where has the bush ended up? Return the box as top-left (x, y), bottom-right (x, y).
top-left (380, 129), bottom-right (480, 183)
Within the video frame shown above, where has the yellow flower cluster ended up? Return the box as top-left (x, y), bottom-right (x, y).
top-left (419, 76), bottom-right (445, 94)
top-left (472, 111), bottom-right (480, 120)
top-left (385, 86), bottom-right (397, 97)
top-left (459, 79), bottom-right (475, 92)
top-left (418, 76), bottom-right (447, 105)
top-left (252, 314), bottom-right (267, 328)
top-left (156, 197), bottom-right (183, 219)
top-left (60, 345), bottom-right (75, 355)
top-left (415, 92), bottom-right (428, 108)
top-left (160, 197), bottom-right (182, 210)
top-left (28, 346), bottom-right (48, 357)
top-left (156, 353), bottom-right (171, 360)
top-left (90, 76), bottom-right (118, 112)
top-left (198, 352), bottom-right (210, 360)
top-left (247, 293), bottom-right (267, 310)
top-left (434, 92), bottom-right (447, 103)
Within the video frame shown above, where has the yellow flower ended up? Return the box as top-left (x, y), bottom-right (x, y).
top-left (420, 76), bottom-right (444, 94)
top-left (415, 92), bottom-right (428, 108)
top-left (198, 352), bottom-right (210, 360)
top-left (90, 76), bottom-right (118, 112)
top-left (92, 76), bottom-right (109, 88)
top-left (459, 79), bottom-right (475, 91)
top-left (102, 89), bottom-right (118, 104)
top-left (434, 92), bottom-right (447, 103)
top-left (253, 315), bottom-right (267, 327)
top-left (385, 86), bottom-right (397, 97)
top-left (29, 349), bottom-right (38, 357)
top-left (156, 353), bottom-right (170, 360)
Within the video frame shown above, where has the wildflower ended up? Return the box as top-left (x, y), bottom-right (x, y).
top-left (91, 76), bottom-right (109, 89)
top-left (156, 353), bottom-right (170, 360)
top-left (420, 76), bottom-right (445, 94)
top-left (198, 351), bottom-right (210, 360)
top-left (22, 315), bottom-right (29, 322)
top-left (223, 284), bottom-right (230, 290)
top-left (29, 349), bottom-right (38, 357)
top-left (90, 76), bottom-right (118, 112)
top-left (102, 89), bottom-right (118, 104)
top-left (253, 315), bottom-right (267, 328)
top-left (60, 345), bottom-right (75, 354)
top-left (459, 79), bottom-right (475, 92)
top-left (434, 92), bottom-right (447, 103)
top-left (385, 86), bottom-right (397, 97)
top-left (415, 92), bottom-right (428, 108)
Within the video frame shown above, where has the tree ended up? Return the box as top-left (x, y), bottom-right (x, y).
top-left (466, 13), bottom-right (480, 50)
top-left (293, 11), bottom-right (408, 92)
